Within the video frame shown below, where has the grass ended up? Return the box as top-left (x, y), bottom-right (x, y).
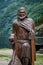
top-left (0, 48), bottom-right (11, 50)
top-left (35, 54), bottom-right (43, 65)
top-left (0, 54), bottom-right (8, 57)
top-left (0, 54), bottom-right (43, 65)
top-left (36, 55), bottom-right (43, 62)
top-left (0, 49), bottom-right (43, 65)
top-left (0, 54), bottom-right (11, 61)
top-left (0, 54), bottom-right (11, 58)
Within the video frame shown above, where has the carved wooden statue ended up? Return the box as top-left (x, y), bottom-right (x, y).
top-left (8, 7), bottom-right (36, 65)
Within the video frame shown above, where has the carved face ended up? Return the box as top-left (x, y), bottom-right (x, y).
top-left (18, 7), bottom-right (27, 20)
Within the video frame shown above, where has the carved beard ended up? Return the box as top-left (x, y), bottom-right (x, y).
top-left (18, 14), bottom-right (27, 20)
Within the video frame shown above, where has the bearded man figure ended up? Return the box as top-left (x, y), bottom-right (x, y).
top-left (8, 7), bottom-right (36, 65)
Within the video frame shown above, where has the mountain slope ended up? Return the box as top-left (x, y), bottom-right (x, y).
top-left (0, 0), bottom-right (43, 48)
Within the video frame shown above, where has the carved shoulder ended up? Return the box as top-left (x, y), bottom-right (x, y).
top-left (12, 19), bottom-right (19, 33)
top-left (27, 18), bottom-right (34, 23)
top-left (12, 19), bottom-right (17, 25)
top-left (28, 18), bottom-right (35, 30)
top-left (12, 19), bottom-right (17, 33)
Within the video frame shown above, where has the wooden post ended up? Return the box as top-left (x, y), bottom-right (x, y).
top-left (31, 39), bottom-right (35, 65)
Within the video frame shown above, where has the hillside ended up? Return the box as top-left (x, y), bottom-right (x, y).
top-left (0, 0), bottom-right (43, 48)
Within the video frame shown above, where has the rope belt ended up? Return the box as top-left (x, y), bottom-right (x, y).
top-left (17, 40), bottom-right (29, 43)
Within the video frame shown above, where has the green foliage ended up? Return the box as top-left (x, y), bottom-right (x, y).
top-left (0, 54), bottom-right (10, 58)
top-left (0, 0), bottom-right (43, 48)
top-left (35, 16), bottom-right (43, 26)
top-left (35, 54), bottom-right (43, 65)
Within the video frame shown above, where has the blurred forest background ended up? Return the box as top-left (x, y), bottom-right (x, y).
top-left (0, 0), bottom-right (43, 48)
